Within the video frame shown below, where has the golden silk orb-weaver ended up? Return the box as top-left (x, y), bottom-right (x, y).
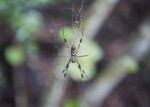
top-left (61, 28), bottom-right (89, 81)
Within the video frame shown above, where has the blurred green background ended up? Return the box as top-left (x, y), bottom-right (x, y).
top-left (0, 0), bottom-right (150, 107)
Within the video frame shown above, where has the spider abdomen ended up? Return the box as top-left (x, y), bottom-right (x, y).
top-left (71, 56), bottom-right (76, 63)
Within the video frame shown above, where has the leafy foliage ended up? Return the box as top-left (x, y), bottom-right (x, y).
top-left (4, 45), bottom-right (25, 66)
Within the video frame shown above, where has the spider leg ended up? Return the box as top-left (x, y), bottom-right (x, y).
top-left (56, 59), bottom-right (71, 81)
top-left (76, 59), bottom-right (89, 80)
top-left (57, 56), bottom-right (70, 58)
top-left (62, 59), bottom-right (71, 78)
top-left (76, 28), bottom-right (84, 54)
top-left (62, 59), bottom-right (71, 91)
top-left (77, 55), bottom-right (88, 57)
top-left (63, 29), bottom-right (71, 54)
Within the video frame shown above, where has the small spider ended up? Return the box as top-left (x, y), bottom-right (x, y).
top-left (61, 28), bottom-right (89, 80)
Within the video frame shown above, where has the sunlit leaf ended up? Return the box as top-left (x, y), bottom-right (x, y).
top-left (121, 55), bottom-right (139, 73)
top-left (5, 45), bottom-right (25, 67)
top-left (59, 27), bottom-right (74, 42)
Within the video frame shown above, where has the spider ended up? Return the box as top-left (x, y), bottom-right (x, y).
top-left (61, 28), bottom-right (89, 81)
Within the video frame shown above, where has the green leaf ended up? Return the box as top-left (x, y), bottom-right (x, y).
top-left (5, 45), bottom-right (25, 66)
top-left (59, 27), bottom-right (74, 42)
top-left (32, 0), bottom-right (54, 4)
top-left (120, 55), bottom-right (139, 73)
top-left (16, 10), bottom-right (43, 42)
top-left (64, 99), bottom-right (79, 107)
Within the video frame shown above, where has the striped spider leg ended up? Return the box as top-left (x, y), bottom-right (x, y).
top-left (56, 30), bottom-right (71, 90)
top-left (75, 28), bottom-right (89, 81)
top-left (55, 29), bottom-right (71, 82)
top-left (58, 59), bottom-right (71, 91)
top-left (60, 29), bottom-right (71, 79)
top-left (76, 59), bottom-right (88, 87)
top-left (62, 59), bottom-right (71, 78)
top-left (76, 28), bottom-right (84, 54)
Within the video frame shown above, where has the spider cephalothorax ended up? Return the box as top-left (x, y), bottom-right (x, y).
top-left (71, 44), bottom-right (76, 56)
top-left (61, 29), bottom-right (89, 80)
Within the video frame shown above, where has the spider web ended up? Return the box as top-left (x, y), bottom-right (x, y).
top-left (32, 1), bottom-right (90, 103)
top-left (69, 0), bottom-right (86, 45)
top-left (47, 1), bottom-right (91, 92)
